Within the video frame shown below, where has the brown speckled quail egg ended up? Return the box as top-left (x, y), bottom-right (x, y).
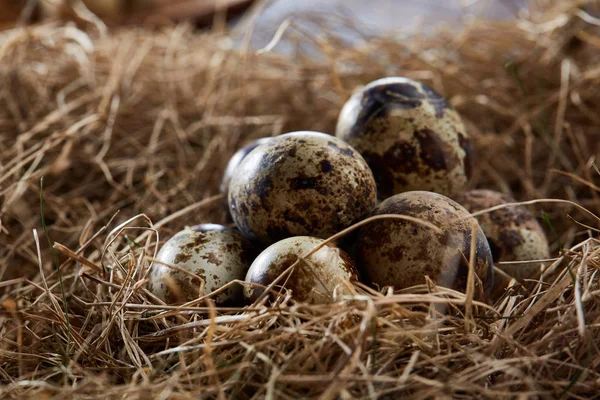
top-left (148, 224), bottom-right (255, 305)
top-left (228, 131), bottom-right (377, 245)
top-left (453, 189), bottom-right (550, 281)
top-left (356, 191), bottom-right (493, 299)
top-left (220, 137), bottom-right (272, 195)
top-left (244, 236), bottom-right (359, 304)
top-left (335, 77), bottom-right (473, 199)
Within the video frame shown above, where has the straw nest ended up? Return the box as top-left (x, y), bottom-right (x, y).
top-left (2, 1), bottom-right (600, 398)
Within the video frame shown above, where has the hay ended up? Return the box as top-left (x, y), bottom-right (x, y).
top-left (1, 1), bottom-right (600, 398)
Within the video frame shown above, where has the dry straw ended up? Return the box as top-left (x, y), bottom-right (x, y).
top-left (1, 0), bottom-right (600, 398)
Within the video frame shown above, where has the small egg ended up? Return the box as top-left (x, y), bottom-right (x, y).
top-left (356, 191), bottom-right (493, 299)
top-left (220, 137), bottom-right (272, 195)
top-left (335, 77), bottom-right (472, 199)
top-left (148, 224), bottom-right (255, 305)
top-left (228, 131), bottom-right (377, 245)
top-left (453, 189), bottom-right (550, 281)
top-left (244, 236), bottom-right (358, 304)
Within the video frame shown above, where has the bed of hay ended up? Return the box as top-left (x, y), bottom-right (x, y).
top-left (2, 1), bottom-right (600, 398)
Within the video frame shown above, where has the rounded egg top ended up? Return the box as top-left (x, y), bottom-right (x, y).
top-left (244, 236), bottom-right (358, 304)
top-left (148, 224), bottom-right (255, 305)
top-left (228, 131), bottom-right (377, 245)
top-left (336, 77), bottom-right (473, 199)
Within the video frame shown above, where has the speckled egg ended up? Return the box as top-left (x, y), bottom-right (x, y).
top-left (148, 224), bottom-right (255, 305)
top-left (335, 77), bottom-right (472, 199)
top-left (356, 191), bottom-right (493, 299)
top-left (220, 137), bottom-right (272, 195)
top-left (228, 131), bottom-right (377, 245)
top-left (244, 236), bottom-right (359, 304)
top-left (453, 190), bottom-right (550, 281)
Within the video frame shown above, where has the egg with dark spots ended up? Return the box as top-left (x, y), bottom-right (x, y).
top-left (453, 189), bottom-right (550, 281)
top-left (356, 191), bottom-right (493, 300)
top-left (243, 236), bottom-right (359, 304)
top-left (335, 77), bottom-right (472, 199)
top-left (148, 224), bottom-right (255, 305)
top-left (220, 137), bottom-right (272, 196)
top-left (228, 131), bottom-right (377, 245)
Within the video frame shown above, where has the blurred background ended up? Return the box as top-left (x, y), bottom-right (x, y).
top-left (0, 0), bottom-right (529, 38)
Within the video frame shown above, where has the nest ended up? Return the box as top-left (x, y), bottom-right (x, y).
top-left (2, 1), bottom-right (600, 398)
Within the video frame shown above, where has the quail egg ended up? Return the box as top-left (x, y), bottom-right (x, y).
top-left (453, 189), bottom-right (550, 281)
top-left (244, 236), bottom-right (359, 304)
top-left (148, 224), bottom-right (255, 305)
top-left (228, 131), bottom-right (377, 245)
top-left (220, 137), bottom-right (272, 195)
top-left (335, 77), bottom-right (472, 199)
top-left (356, 191), bottom-right (493, 299)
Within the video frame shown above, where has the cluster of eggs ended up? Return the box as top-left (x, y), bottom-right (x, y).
top-left (149, 77), bottom-right (550, 306)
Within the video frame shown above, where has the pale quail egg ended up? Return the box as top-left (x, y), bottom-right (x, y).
top-left (336, 77), bottom-right (472, 199)
top-left (228, 131), bottom-right (377, 245)
top-left (148, 224), bottom-right (255, 305)
top-left (356, 191), bottom-right (493, 299)
top-left (244, 236), bottom-right (358, 304)
top-left (453, 189), bottom-right (550, 281)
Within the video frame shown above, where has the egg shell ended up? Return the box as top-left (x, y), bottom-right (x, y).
top-left (336, 77), bottom-right (472, 199)
top-left (228, 131), bottom-right (377, 245)
top-left (220, 137), bottom-right (273, 195)
top-left (148, 224), bottom-right (255, 305)
top-left (453, 189), bottom-right (550, 281)
top-left (356, 191), bottom-right (493, 299)
top-left (244, 236), bottom-right (359, 304)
